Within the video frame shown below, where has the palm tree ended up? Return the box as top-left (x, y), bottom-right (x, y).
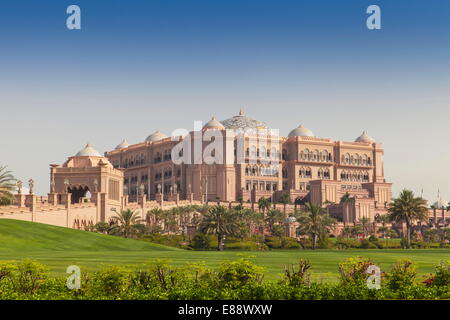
top-left (294, 197), bottom-right (305, 212)
top-left (388, 189), bottom-right (428, 248)
top-left (265, 209), bottom-right (284, 231)
top-left (147, 207), bottom-right (164, 226)
top-left (375, 214), bottom-right (391, 239)
top-left (0, 166), bottom-right (16, 206)
top-left (340, 192), bottom-right (355, 205)
top-left (258, 197), bottom-right (271, 214)
top-left (358, 217), bottom-right (372, 237)
top-left (279, 193), bottom-right (291, 215)
top-left (296, 202), bottom-right (336, 249)
top-left (198, 205), bottom-right (239, 251)
top-left (111, 209), bottom-right (144, 238)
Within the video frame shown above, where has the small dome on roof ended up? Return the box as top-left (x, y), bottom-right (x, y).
top-left (75, 144), bottom-right (102, 157)
top-left (115, 139), bottom-right (130, 150)
top-left (432, 199), bottom-right (448, 209)
top-left (355, 131), bottom-right (375, 143)
top-left (221, 110), bottom-right (269, 130)
top-left (203, 116), bottom-right (225, 130)
top-left (145, 131), bottom-right (168, 142)
top-left (288, 125), bottom-right (315, 137)
top-left (285, 216), bottom-right (297, 223)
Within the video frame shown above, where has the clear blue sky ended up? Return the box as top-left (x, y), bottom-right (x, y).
top-left (1, 0), bottom-right (449, 203)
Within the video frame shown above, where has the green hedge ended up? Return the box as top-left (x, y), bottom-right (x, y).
top-left (0, 258), bottom-right (448, 300)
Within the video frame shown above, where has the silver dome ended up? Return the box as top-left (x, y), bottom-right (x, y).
top-left (288, 125), bottom-right (315, 137)
top-left (115, 139), bottom-right (130, 150)
top-left (145, 131), bottom-right (168, 142)
top-left (285, 216), bottom-right (297, 223)
top-left (221, 110), bottom-right (269, 130)
top-left (75, 144), bottom-right (102, 157)
top-left (204, 116), bottom-right (225, 129)
top-left (355, 131), bottom-right (375, 143)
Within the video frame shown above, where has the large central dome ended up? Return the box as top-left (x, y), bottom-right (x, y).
top-left (221, 110), bottom-right (269, 130)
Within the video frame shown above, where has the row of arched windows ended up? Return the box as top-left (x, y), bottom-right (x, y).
top-left (298, 167), bottom-right (331, 179)
top-left (245, 165), bottom-right (278, 177)
top-left (340, 170), bottom-right (370, 182)
top-left (245, 181), bottom-right (278, 191)
top-left (245, 146), bottom-right (280, 160)
top-left (342, 153), bottom-right (372, 166)
top-left (124, 154), bottom-right (146, 168)
top-left (154, 150), bottom-right (172, 163)
top-left (299, 149), bottom-right (332, 162)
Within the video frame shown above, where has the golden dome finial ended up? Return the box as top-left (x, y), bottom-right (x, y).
top-left (239, 109), bottom-right (244, 116)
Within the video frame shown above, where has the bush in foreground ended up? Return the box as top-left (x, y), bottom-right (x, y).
top-left (0, 258), bottom-right (448, 300)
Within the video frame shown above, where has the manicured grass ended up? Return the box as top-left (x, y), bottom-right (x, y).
top-left (0, 219), bottom-right (448, 282)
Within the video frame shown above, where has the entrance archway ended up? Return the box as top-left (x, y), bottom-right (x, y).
top-left (68, 185), bottom-right (90, 204)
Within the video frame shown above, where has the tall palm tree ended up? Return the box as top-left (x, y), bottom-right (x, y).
top-left (198, 205), bottom-right (239, 251)
top-left (265, 209), bottom-right (284, 231)
top-left (358, 217), bottom-right (372, 237)
top-left (294, 197), bottom-right (305, 212)
top-left (0, 166), bottom-right (16, 206)
top-left (340, 192), bottom-right (355, 205)
top-left (111, 209), bottom-right (144, 238)
top-left (279, 193), bottom-right (291, 215)
top-left (388, 189), bottom-right (428, 248)
top-left (296, 202), bottom-right (336, 249)
top-left (375, 214), bottom-right (391, 239)
top-left (258, 197), bottom-right (270, 214)
top-left (147, 207), bottom-right (164, 226)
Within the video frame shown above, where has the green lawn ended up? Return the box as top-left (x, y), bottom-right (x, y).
top-left (0, 219), bottom-right (448, 282)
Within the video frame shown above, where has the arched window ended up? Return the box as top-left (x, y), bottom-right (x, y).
top-left (282, 167), bottom-right (288, 178)
top-left (299, 167), bottom-right (306, 178)
top-left (271, 147), bottom-right (277, 160)
top-left (260, 147), bottom-right (266, 159)
top-left (313, 150), bottom-right (319, 161)
top-left (304, 149), bottom-right (310, 160)
top-left (306, 167), bottom-right (312, 178)
top-left (250, 146), bottom-right (257, 158)
top-left (345, 153), bottom-right (350, 164)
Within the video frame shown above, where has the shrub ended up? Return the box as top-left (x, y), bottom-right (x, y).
top-left (335, 238), bottom-right (360, 249)
top-left (318, 236), bottom-right (332, 249)
top-left (216, 258), bottom-right (265, 289)
top-left (91, 266), bottom-right (132, 297)
top-left (360, 239), bottom-right (378, 249)
top-left (190, 233), bottom-right (211, 250)
top-left (11, 259), bottom-right (49, 294)
top-left (338, 257), bottom-right (374, 287)
top-left (282, 259), bottom-right (311, 287)
top-left (225, 241), bottom-right (268, 251)
top-left (423, 261), bottom-right (450, 287)
top-left (385, 260), bottom-right (416, 291)
top-left (280, 237), bottom-right (301, 249)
